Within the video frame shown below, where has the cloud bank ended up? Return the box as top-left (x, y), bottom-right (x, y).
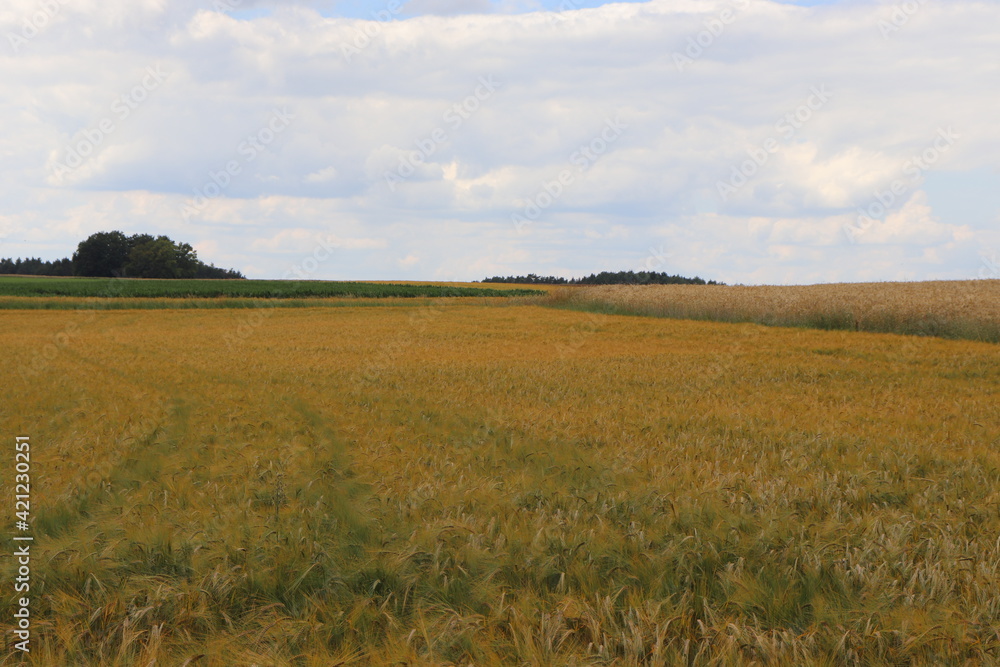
top-left (1, 0), bottom-right (998, 283)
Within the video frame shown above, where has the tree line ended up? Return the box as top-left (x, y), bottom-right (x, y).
top-left (0, 257), bottom-right (74, 276)
top-left (482, 270), bottom-right (721, 285)
top-left (0, 231), bottom-right (244, 279)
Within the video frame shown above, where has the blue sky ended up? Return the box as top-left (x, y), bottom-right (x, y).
top-left (1, 0), bottom-right (998, 284)
top-left (264, 0), bottom-right (842, 20)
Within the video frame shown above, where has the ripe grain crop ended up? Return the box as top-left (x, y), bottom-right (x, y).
top-left (547, 279), bottom-right (1000, 343)
top-left (2, 304), bottom-right (1000, 664)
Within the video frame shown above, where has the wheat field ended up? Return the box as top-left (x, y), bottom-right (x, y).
top-left (2, 302), bottom-right (1000, 664)
top-left (547, 280), bottom-right (1000, 343)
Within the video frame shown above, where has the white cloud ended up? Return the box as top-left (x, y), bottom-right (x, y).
top-left (853, 191), bottom-right (974, 247)
top-left (0, 0), bottom-right (998, 282)
top-left (305, 165), bottom-right (338, 183)
top-left (402, 0), bottom-right (494, 16)
top-left (397, 253), bottom-right (420, 268)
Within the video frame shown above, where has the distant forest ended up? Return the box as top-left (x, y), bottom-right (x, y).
top-left (0, 257), bottom-right (74, 276)
top-left (482, 270), bottom-right (721, 285)
top-left (0, 231), bottom-right (244, 279)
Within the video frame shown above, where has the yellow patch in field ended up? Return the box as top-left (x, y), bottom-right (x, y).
top-left (2, 304), bottom-right (999, 664)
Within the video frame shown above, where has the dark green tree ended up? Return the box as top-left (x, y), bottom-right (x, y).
top-left (127, 233), bottom-right (156, 252)
top-left (482, 270), bottom-right (720, 285)
top-left (123, 235), bottom-right (199, 279)
top-left (5, 233), bottom-right (244, 278)
top-left (72, 231), bottom-right (131, 277)
top-left (195, 263), bottom-right (245, 279)
top-left (0, 257), bottom-right (74, 276)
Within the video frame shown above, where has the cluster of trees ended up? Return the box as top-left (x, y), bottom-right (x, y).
top-left (482, 270), bottom-right (721, 286)
top-left (0, 231), bottom-right (244, 279)
top-left (0, 257), bottom-right (74, 276)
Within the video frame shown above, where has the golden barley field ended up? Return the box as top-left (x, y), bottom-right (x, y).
top-left (549, 280), bottom-right (1000, 343)
top-left (2, 300), bottom-right (1000, 665)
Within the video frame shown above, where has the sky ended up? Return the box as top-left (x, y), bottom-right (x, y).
top-left (0, 0), bottom-right (998, 284)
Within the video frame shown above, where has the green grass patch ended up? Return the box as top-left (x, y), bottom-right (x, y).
top-left (0, 297), bottom-right (530, 310)
top-left (0, 276), bottom-right (540, 299)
